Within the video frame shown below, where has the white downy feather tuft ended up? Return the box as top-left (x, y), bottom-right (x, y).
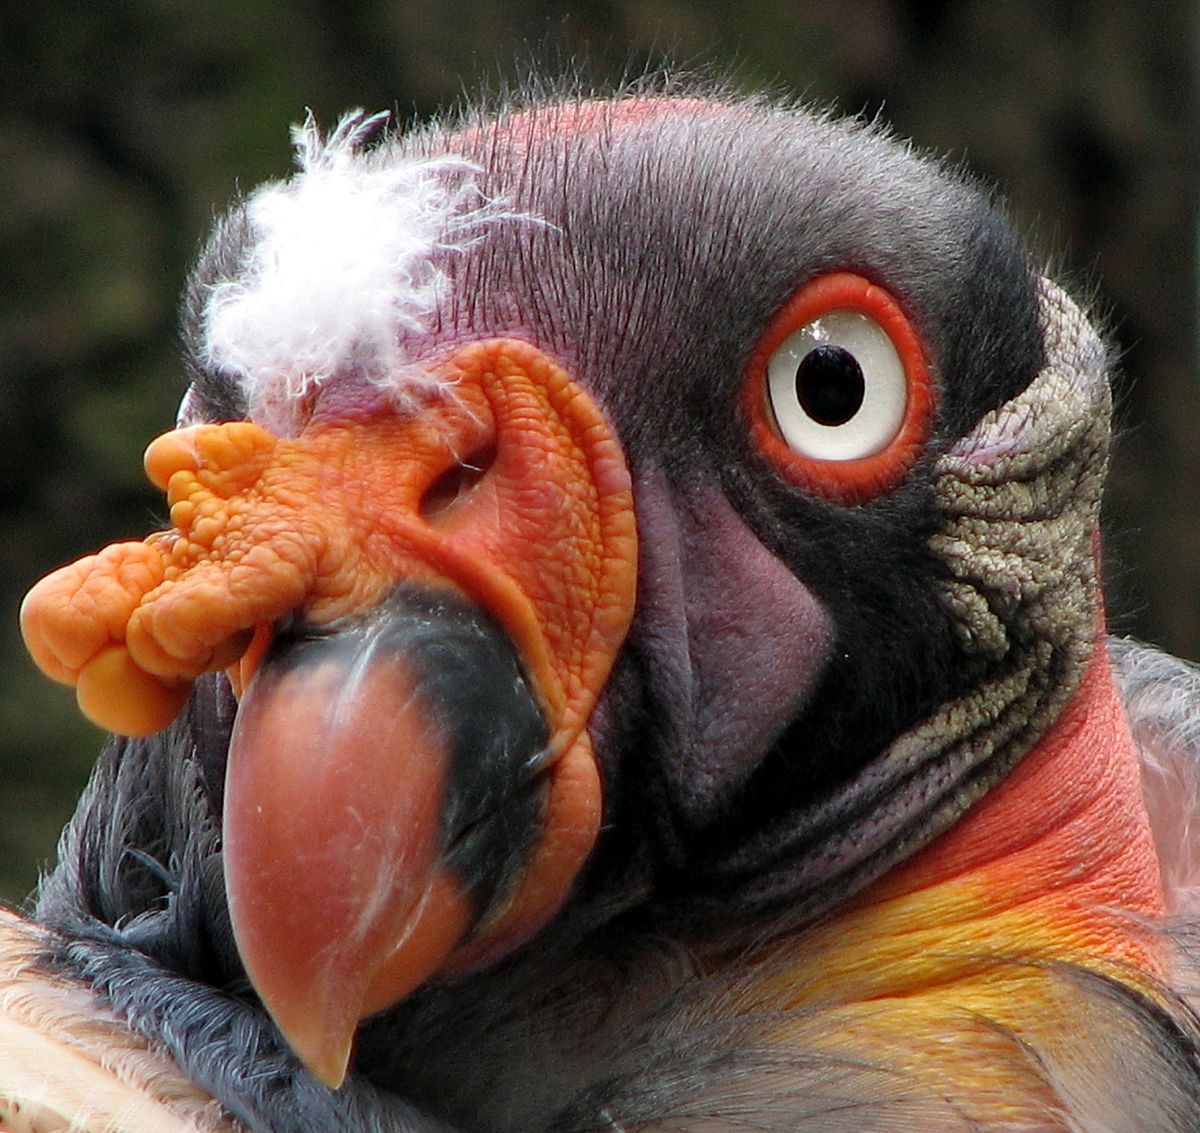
top-left (201, 109), bottom-right (517, 432)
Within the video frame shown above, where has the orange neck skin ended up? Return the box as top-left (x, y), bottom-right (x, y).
top-left (717, 635), bottom-right (1170, 1129)
top-left (870, 635), bottom-right (1167, 975)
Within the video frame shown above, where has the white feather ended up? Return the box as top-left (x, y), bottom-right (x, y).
top-left (201, 109), bottom-right (516, 432)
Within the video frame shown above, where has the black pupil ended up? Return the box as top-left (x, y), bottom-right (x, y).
top-left (795, 345), bottom-right (866, 427)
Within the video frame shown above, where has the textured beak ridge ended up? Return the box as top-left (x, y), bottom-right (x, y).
top-left (19, 339), bottom-right (638, 1086)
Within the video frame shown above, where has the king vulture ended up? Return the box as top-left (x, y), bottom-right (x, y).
top-left (5, 84), bottom-right (1200, 1133)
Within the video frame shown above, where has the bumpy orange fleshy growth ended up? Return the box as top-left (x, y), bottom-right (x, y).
top-left (20, 340), bottom-right (637, 738)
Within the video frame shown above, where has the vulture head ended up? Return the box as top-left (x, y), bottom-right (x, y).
top-left (8, 85), bottom-right (1200, 1132)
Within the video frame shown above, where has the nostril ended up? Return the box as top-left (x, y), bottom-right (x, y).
top-left (420, 444), bottom-right (497, 521)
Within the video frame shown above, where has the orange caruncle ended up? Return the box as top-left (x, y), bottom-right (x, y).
top-left (19, 340), bottom-right (638, 744)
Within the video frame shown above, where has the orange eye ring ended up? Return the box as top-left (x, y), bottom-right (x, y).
top-left (744, 272), bottom-right (935, 505)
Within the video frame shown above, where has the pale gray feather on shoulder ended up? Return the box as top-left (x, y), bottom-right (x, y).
top-left (1109, 636), bottom-right (1200, 917)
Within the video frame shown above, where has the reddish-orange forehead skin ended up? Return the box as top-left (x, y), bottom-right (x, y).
top-left (20, 339), bottom-right (637, 745)
top-left (449, 97), bottom-right (743, 162)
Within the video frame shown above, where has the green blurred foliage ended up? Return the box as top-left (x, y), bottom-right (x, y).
top-left (2, 0), bottom-right (1196, 903)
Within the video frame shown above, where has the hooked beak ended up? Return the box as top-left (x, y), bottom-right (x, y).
top-left (225, 588), bottom-right (565, 1085)
top-left (20, 339), bottom-right (637, 1086)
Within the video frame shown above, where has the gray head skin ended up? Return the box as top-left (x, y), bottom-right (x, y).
top-left (22, 80), bottom-right (1200, 1132)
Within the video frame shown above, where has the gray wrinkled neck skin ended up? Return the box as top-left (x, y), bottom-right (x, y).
top-left (878, 279), bottom-right (1109, 869)
top-left (695, 279), bottom-right (1110, 930)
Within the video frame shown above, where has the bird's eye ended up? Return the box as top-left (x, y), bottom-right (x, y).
top-left (746, 272), bottom-right (934, 504)
top-left (767, 314), bottom-right (904, 458)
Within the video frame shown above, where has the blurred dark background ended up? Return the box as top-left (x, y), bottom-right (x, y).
top-left (2, 1), bottom-right (1196, 902)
